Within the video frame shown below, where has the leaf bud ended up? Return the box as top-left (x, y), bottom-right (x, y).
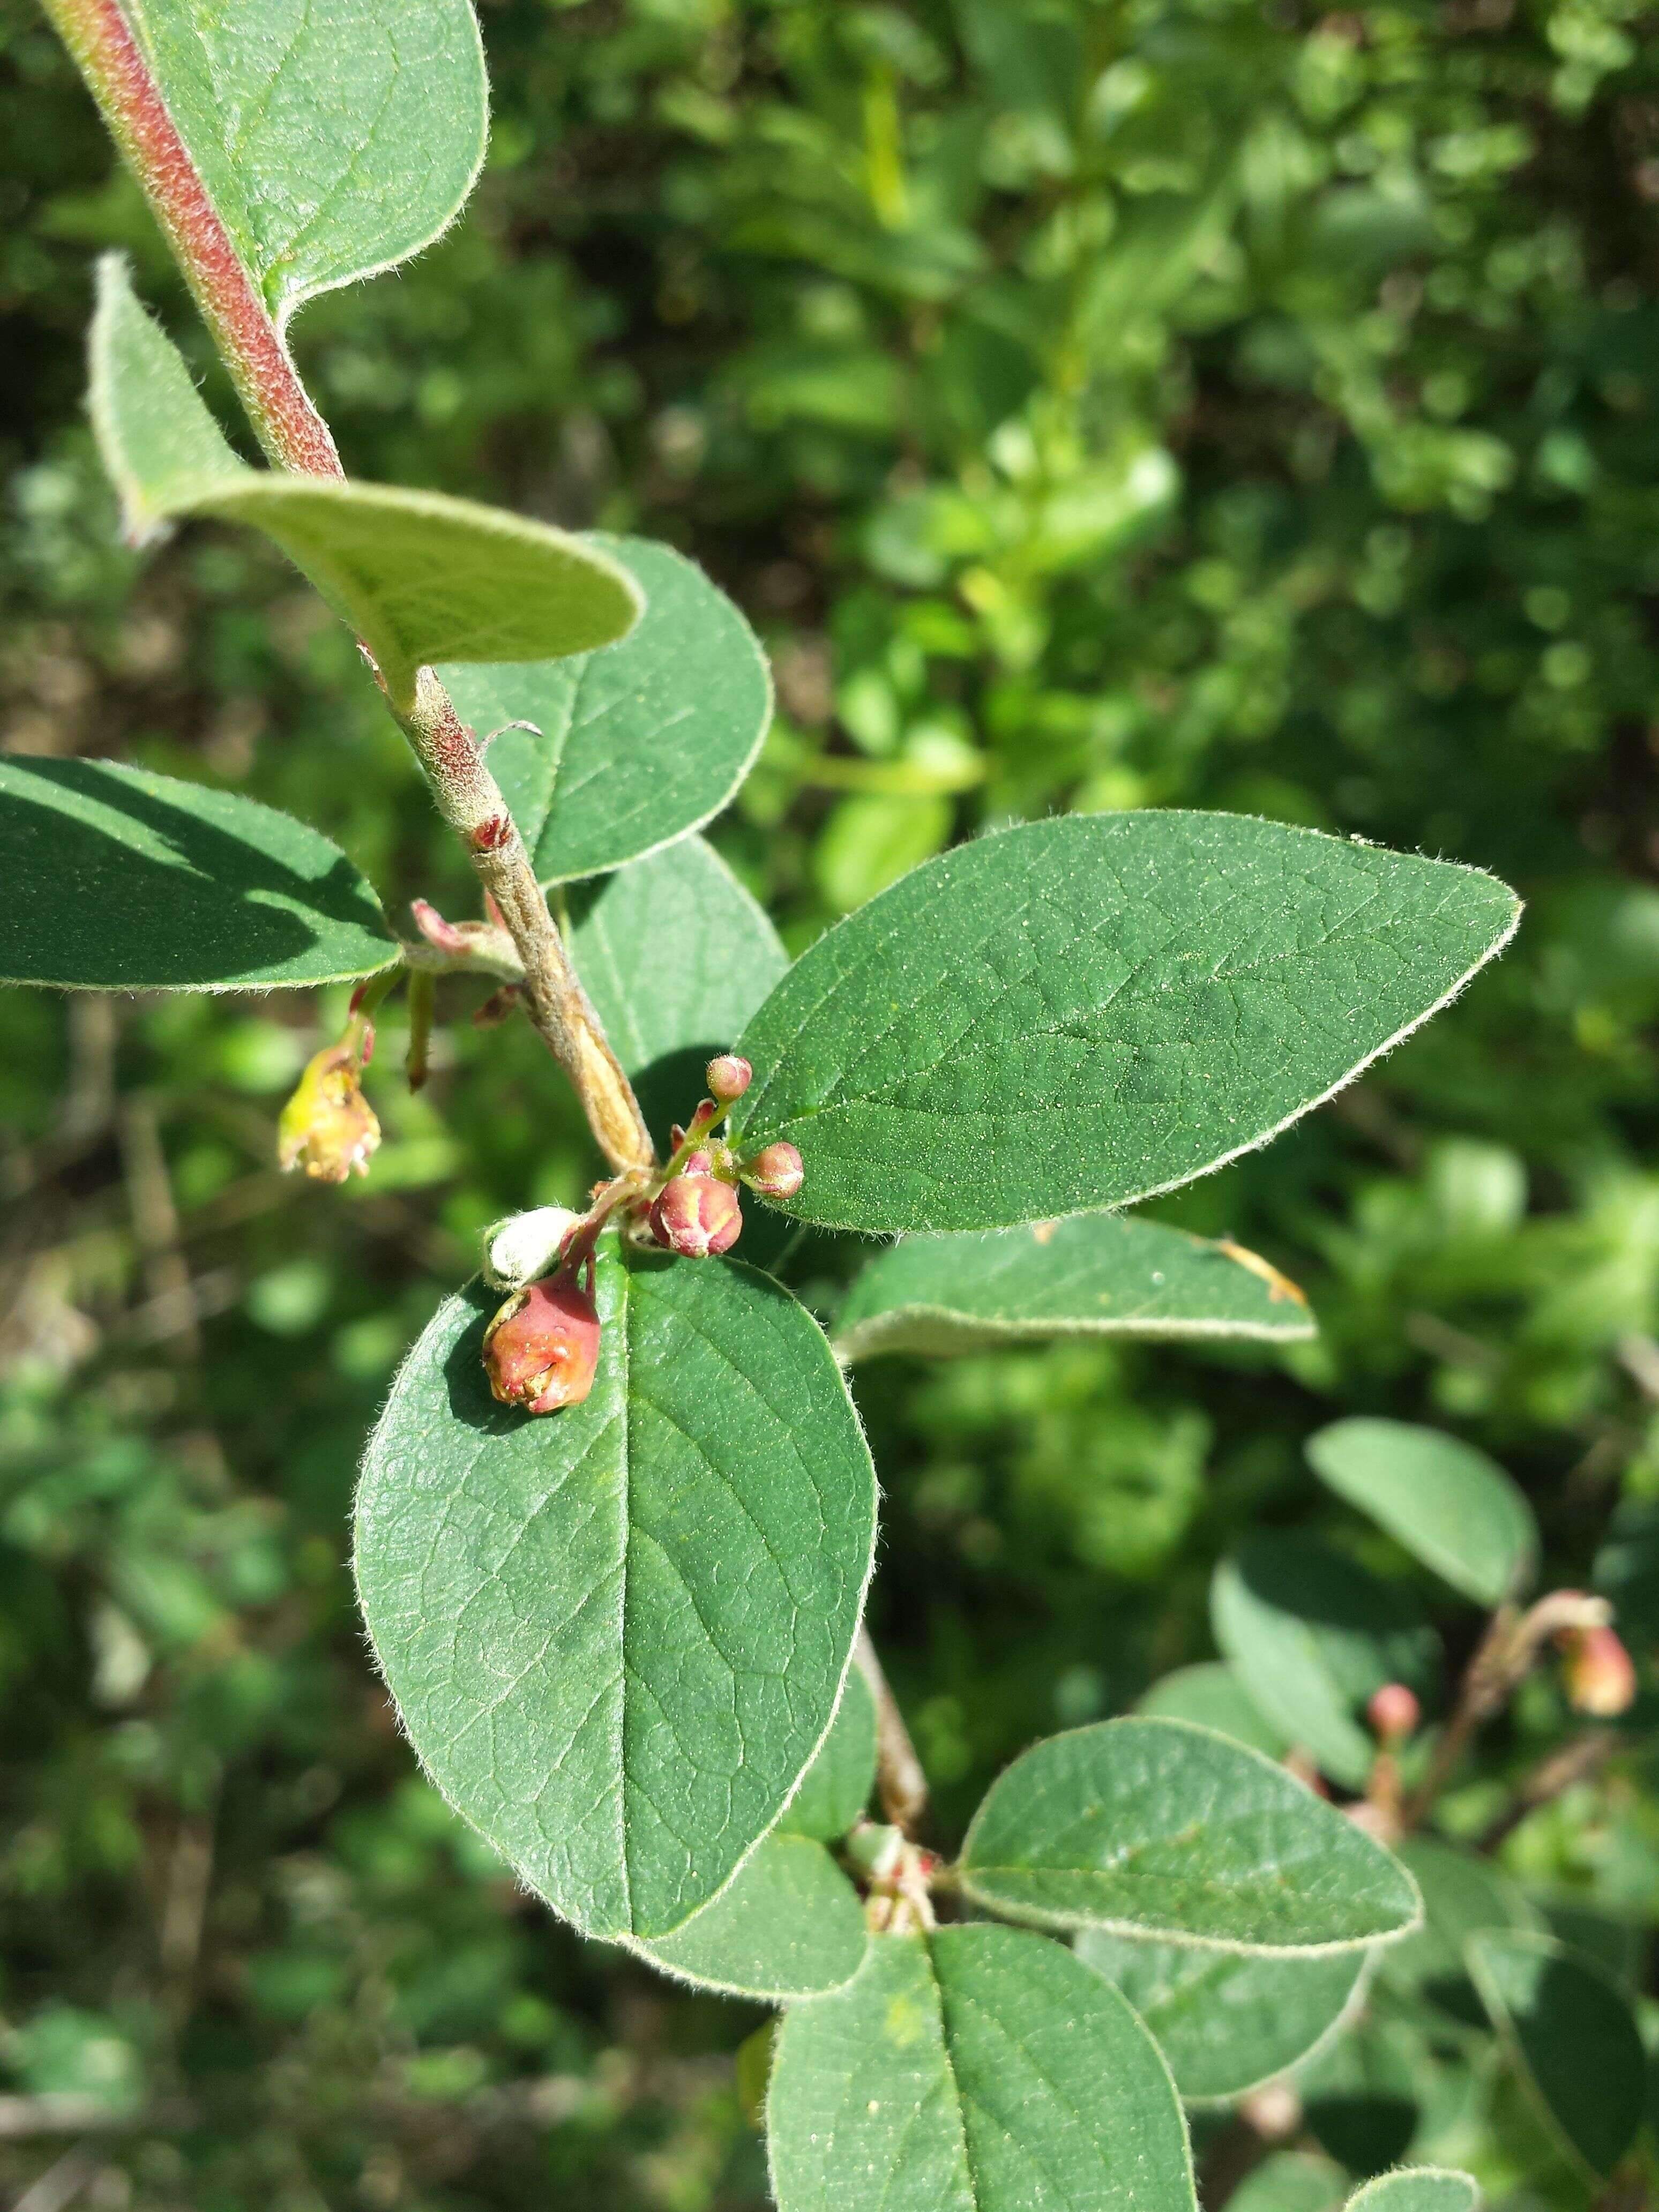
top-left (482, 1275), bottom-right (601, 1414)
top-left (1366, 1683), bottom-right (1420, 1744)
top-left (844, 1822), bottom-right (906, 1884)
top-left (741, 1140), bottom-right (804, 1201)
top-left (277, 1042), bottom-right (380, 1183)
top-left (482, 1205), bottom-right (581, 1292)
top-left (706, 1053), bottom-right (752, 1103)
top-left (649, 1172), bottom-right (742, 1257)
top-left (1559, 1623), bottom-right (1638, 1716)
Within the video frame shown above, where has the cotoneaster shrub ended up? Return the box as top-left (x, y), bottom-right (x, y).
top-left (6, 5), bottom-right (1653, 2208)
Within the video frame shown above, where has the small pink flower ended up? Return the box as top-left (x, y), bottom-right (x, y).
top-left (741, 1140), bottom-right (804, 1201)
top-left (706, 1054), bottom-right (752, 1103)
top-left (1366, 1683), bottom-right (1420, 1744)
top-left (1559, 1624), bottom-right (1637, 1716)
top-left (650, 1173), bottom-right (742, 1257)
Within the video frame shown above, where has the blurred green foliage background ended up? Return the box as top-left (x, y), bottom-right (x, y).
top-left (5, 0), bottom-right (1659, 2204)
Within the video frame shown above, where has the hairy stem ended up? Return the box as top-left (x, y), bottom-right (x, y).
top-left (1403, 1588), bottom-right (1614, 1829)
top-left (1478, 1728), bottom-right (1624, 1854)
top-left (41, 0), bottom-right (340, 476)
top-left (853, 1629), bottom-right (929, 1837)
top-left (46, 0), bottom-right (654, 1175)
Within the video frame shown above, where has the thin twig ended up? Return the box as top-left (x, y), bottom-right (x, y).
top-left (1403, 1590), bottom-right (1615, 1829)
top-left (13, 2143), bottom-right (101, 2212)
top-left (853, 1628), bottom-right (929, 1837)
top-left (1478, 1729), bottom-right (1625, 1853)
top-left (118, 1097), bottom-right (199, 1360)
top-left (44, 0), bottom-right (654, 1176)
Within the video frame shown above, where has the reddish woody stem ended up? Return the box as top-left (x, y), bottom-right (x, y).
top-left (41, 0), bottom-right (340, 476)
top-left (46, 0), bottom-right (654, 1176)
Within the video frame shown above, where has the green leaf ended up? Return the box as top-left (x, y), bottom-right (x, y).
top-left (1345, 2172), bottom-right (1479, 2212)
top-left (1306, 1419), bottom-right (1537, 1605)
top-left (92, 257), bottom-right (639, 709)
top-left (833, 1215), bottom-right (1316, 1360)
top-left (956, 1719), bottom-right (1419, 1952)
top-left (728, 813), bottom-right (1519, 1235)
top-left (814, 791), bottom-right (954, 914)
top-left (1212, 1539), bottom-right (1437, 1790)
top-left (1377, 1839), bottom-right (1537, 2025)
top-left (0, 757), bottom-right (397, 991)
top-left (1466, 1931), bottom-right (1646, 2179)
top-left (780, 1666), bottom-right (877, 1842)
top-left (631, 1831), bottom-right (867, 2000)
top-left (353, 1241), bottom-right (877, 1942)
top-left (767, 1924), bottom-right (1197, 2212)
top-left (1297, 2013), bottom-right (1446, 2174)
top-left (1138, 1664), bottom-right (1288, 1760)
top-left (447, 537), bottom-right (773, 884)
top-left (1227, 2154), bottom-right (1347, 2212)
top-left (564, 837), bottom-right (788, 1148)
top-left (1075, 1931), bottom-right (1365, 2102)
top-left (125, 0), bottom-right (488, 325)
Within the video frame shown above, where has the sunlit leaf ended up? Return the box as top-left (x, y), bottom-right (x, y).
top-left (91, 257), bottom-right (638, 709)
top-left (460, 542), bottom-right (773, 884)
top-left (834, 1214), bottom-right (1315, 1360)
top-left (956, 1718), bottom-right (1420, 1951)
top-left (1307, 1418), bottom-right (1536, 1605)
top-left (632, 1831), bottom-right (867, 2000)
top-left (354, 1242), bottom-right (877, 1942)
top-left (768, 1924), bottom-right (1197, 2212)
top-left (125, 0), bottom-right (488, 324)
top-left (1076, 1931), bottom-right (1364, 2102)
top-left (730, 813), bottom-right (1519, 1234)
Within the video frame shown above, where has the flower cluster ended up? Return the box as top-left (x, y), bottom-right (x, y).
top-left (477, 1053), bottom-right (805, 1416)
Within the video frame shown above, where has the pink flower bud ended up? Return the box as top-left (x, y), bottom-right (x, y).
top-left (741, 1140), bottom-right (804, 1201)
top-left (1560, 1624), bottom-right (1637, 1716)
top-left (650, 1173), bottom-right (743, 1257)
top-left (706, 1053), bottom-right (753, 1103)
top-left (482, 1276), bottom-right (601, 1414)
top-left (278, 1043), bottom-right (380, 1183)
top-left (1367, 1683), bottom-right (1421, 1744)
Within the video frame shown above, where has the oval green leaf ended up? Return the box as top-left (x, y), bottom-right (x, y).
top-left (1377, 1838), bottom-right (1537, 2025)
top-left (1346, 2172), bottom-right (1479, 2212)
top-left (833, 1214), bottom-right (1316, 1360)
top-left (0, 757), bottom-right (397, 991)
top-left (449, 538), bottom-right (773, 885)
top-left (780, 1665), bottom-right (877, 1843)
top-left (1212, 1539), bottom-right (1437, 1790)
top-left (1138, 1664), bottom-right (1288, 1760)
top-left (124, 0), bottom-right (488, 325)
top-left (354, 1242), bottom-right (877, 1943)
top-left (1075, 1930), bottom-right (1365, 2102)
top-left (631, 1831), bottom-right (867, 2001)
top-left (1228, 2154), bottom-right (1348, 2212)
top-left (1466, 1930), bottom-right (1646, 2179)
top-left (956, 1718), bottom-right (1419, 1952)
top-left (728, 813), bottom-right (1520, 1235)
top-left (92, 257), bottom-right (639, 710)
top-left (1307, 1418), bottom-right (1537, 1605)
top-left (564, 836), bottom-right (787, 1148)
top-left (767, 1924), bottom-right (1197, 2212)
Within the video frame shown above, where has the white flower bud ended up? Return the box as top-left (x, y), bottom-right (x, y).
top-left (482, 1206), bottom-right (581, 1292)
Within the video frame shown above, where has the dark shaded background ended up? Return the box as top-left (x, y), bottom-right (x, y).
top-left (4, 1), bottom-right (1659, 2204)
